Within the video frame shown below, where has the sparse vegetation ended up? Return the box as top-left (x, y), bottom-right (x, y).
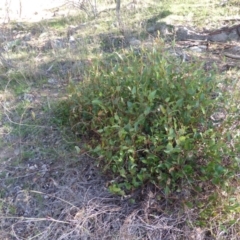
top-left (0, 0), bottom-right (239, 239)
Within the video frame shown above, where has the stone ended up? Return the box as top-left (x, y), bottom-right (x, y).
top-left (176, 27), bottom-right (207, 41)
top-left (51, 39), bottom-right (65, 49)
top-left (39, 32), bottom-right (49, 39)
top-left (147, 22), bottom-right (173, 36)
top-left (14, 148), bottom-right (20, 156)
top-left (69, 36), bottom-right (75, 43)
top-left (210, 112), bottom-right (226, 122)
top-left (154, 22), bottom-right (172, 36)
top-left (129, 38), bottom-right (141, 46)
top-left (48, 78), bottom-right (58, 84)
top-left (208, 32), bottom-right (228, 42)
top-left (23, 93), bottom-right (34, 102)
top-left (189, 45), bottom-right (207, 52)
top-left (228, 30), bottom-right (240, 41)
top-left (146, 26), bottom-right (155, 33)
top-left (28, 165), bottom-right (38, 171)
top-left (23, 32), bottom-right (32, 41)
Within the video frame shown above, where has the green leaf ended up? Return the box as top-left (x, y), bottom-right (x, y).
top-left (164, 142), bottom-right (173, 154)
top-left (176, 98), bottom-right (183, 107)
top-left (201, 106), bottom-right (206, 114)
top-left (159, 105), bottom-right (166, 114)
top-left (179, 136), bottom-right (186, 142)
top-left (144, 106), bottom-right (151, 115)
top-left (132, 86), bottom-right (136, 95)
top-left (75, 146), bottom-right (81, 154)
top-left (92, 99), bottom-right (102, 105)
top-left (187, 88), bottom-right (195, 95)
top-left (114, 113), bottom-right (120, 121)
top-left (127, 101), bottom-right (133, 109)
top-left (165, 97), bottom-right (170, 102)
top-left (168, 128), bottom-right (175, 139)
top-left (116, 86), bottom-right (121, 92)
top-left (183, 165), bottom-right (193, 174)
top-left (119, 168), bottom-right (126, 178)
top-left (137, 173), bottom-right (143, 181)
top-left (148, 90), bottom-right (157, 102)
top-left (109, 184), bottom-right (125, 196)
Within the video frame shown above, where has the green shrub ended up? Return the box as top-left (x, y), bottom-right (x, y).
top-left (65, 44), bottom-right (237, 195)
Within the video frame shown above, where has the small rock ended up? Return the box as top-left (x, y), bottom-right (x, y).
top-left (146, 26), bottom-right (155, 33)
top-left (28, 165), bottom-right (38, 171)
top-left (14, 148), bottom-right (20, 156)
top-left (48, 78), bottom-right (58, 84)
top-left (219, 0), bottom-right (229, 6)
top-left (189, 45), bottom-right (207, 52)
top-left (39, 32), bottom-right (49, 39)
top-left (211, 112), bottom-right (226, 122)
top-left (208, 32), bottom-right (228, 42)
top-left (28, 166), bottom-right (35, 171)
top-left (51, 39), bottom-right (66, 49)
top-left (228, 30), bottom-right (240, 41)
top-left (129, 38), bottom-right (141, 46)
top-left (176, 26), bottom-right (207, 41)
top-left (154, 22), bottom-right (172, 36)
top-left (41, 164), bottom-right (49, 175)
top-left (13, 186), bottom-right (22, 193)
top-left (69, 36), bottom-right (75, 43)
top-left (230, 46), bottom-right (240, 53)
top-left (23, 93), bottom-right (34, 102)
top-left (23, 32), bottom-right (32, 41)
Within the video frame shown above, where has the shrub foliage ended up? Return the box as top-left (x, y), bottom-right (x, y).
top-left (66, 45), bottom-right (237, 195)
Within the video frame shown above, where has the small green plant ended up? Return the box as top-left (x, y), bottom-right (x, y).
top-left (63, 42), bottom-right (238, 196)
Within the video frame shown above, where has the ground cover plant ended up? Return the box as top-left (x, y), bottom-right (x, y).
top-left (0, 0), bottom-right (240, 239)
top-left (66, 42), bottom-right (239, 196)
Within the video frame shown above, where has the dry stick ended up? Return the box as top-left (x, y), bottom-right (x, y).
top-left (0, 216), bottom-right (70, 224)
top-left (30, 190), bottom-right (79, 208)
top-left (116, 0), bottom-right (121, 27)
top-left (207, 23), bottom-right (240, 36)
top-left (223, 53), bottom-right (240, 60)
top-left (220, 17), bottom-right (240, 22)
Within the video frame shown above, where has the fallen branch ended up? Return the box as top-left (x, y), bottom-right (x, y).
top-left (223, 52), bottom-right (240, 60)
top-left (206, 24), bottom-right (240, 36)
